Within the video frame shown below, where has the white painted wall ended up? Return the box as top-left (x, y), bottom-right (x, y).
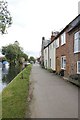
top-left (49, 41), bottom-right (56, 71)
top-left (44, 47), bottom-right (48, 68)
top-left (44, 40), bottom-right (56, 71)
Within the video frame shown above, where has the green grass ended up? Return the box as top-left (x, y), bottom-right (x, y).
top-left (2, 65), bottom-right (32, 118)
top-left (47, 68), bottom-right (53, 73)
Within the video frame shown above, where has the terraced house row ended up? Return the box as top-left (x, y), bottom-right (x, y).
top-left (41, 14), bottom-right (80, 79)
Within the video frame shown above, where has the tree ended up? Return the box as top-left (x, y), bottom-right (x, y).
top-left (21, 53), bottom-right (28, 61)
top-left (2, 44), bottom-right (17, 64)
top-left (29, 56), bottom-right (36, 63)
top-left (0, 0), bottom-right (12, 34)
top-left (2, 42), bottom-right (28, 64)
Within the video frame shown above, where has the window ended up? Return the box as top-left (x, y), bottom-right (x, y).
top-left (50, 58), bottom-right (51, 67)
top-left (56, 38), bottom-right (59, 48)
top-left (50, 45), bottom-right (52, 49)
top-left (53, 41), bottom-right (56, 48)
top-left (77, 61), bottom-right (80, 74)
top-left (45, 49), bottom-right (46, 54)
top-left (74, 31), bottom-right (80, 53)
top-left (46, 60), bottom-right (47, 68)
top-left (61, 56), bottom-right (66, 69)
top-left (61, 32), bottom-right (66, 45)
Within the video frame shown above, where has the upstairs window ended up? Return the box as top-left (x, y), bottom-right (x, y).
top-left (77, 61), bottom-right (80, 74)
top-left (53, 41), bottom-right (56, 48)
top-left (61, 32), bottom-right (66, 45)
top-left (56, 38), bottom-right (59, 48)
top-left (50, 44), bottom-right (52, 50)
top-left (74, 31), bottom-right (80, 53)
top-left (61, 56), bottom-right (66, 70)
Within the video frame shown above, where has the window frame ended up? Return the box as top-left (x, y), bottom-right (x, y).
top-left (49, 58), bottom-right (51, 68)
top-left (61, 56), bottom-right (66, 70)
top-left (74, 31), bottom-right (80, 53)
top-left (77, 61), bottom-right (80, 74)
top-left (56, 38), bottom-right (59, 48)
top-left (61, 32), bottom-right (66, 46)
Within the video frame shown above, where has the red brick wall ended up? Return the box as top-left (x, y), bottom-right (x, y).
top-left (68, 27), bottom-right (80, 75)
top-left (56, 27), bottom-right (80, 77)
top-left (56, 29), bottom-right (69, 76)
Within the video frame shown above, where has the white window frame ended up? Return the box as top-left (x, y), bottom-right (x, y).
top-left (50, 44), bottom-right (52, 50)
top-left (45, 49), bottom-right (46, 54)
top-left (61, 32), bottom-right (66, 45)
top-left (61, 56), bottom-right (66, 70)
top-left (50, 58), bottom-right (51, 67)
top-left (53, 40), bottom-right (56, 48)
top-left (74, 31), bottom-right (80, 53)
top-left (46, 60), bottom-right (47, 68)
top-left (77, 61), bottom-right (80, 74)
top-left (56, 38), bottom-right (59, 48)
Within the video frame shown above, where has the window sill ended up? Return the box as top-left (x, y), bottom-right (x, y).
top-left (56, 47), bottom-right (59, 49)
top-left (61, 68), bottom-right (66, 70)
top-left (77, 72), bottom-right (80, 74)
top-left (74, 51), bottom-right (80, 54)
top-left (61, 43), bottom-right (66, 46)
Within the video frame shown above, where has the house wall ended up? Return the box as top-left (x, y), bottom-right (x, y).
top-left (44, 47), bottom-right (49, 68)
top-left (49, 42), bottom-right (56, 71)
top-left (56, 26), bottom-right (80, 77)
top-left (56, 29), bottom-right (69, 76)
top-left (68, 27), bottom-right (80, 76)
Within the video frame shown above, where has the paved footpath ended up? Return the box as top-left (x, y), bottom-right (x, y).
top-left (29, 64), bottom-right (78, 118)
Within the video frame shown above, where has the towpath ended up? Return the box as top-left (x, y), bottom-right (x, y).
top-left (29, 63), bottom-right (78, 118)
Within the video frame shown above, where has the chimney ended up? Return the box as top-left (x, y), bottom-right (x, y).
top-left (78, 1), bottom-right (80, 15)
top-left (42, 37), bottom-right (45, 41)
top-left (51, 31), bottom-right (55, 41)
top-left (51, 31), bottom-right (59, 41)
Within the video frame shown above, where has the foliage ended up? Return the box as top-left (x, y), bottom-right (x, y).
top-left (28, 56), bottom-right (36, 63)
top-left (2, 65), bottom-right (32, 118)
top-left (47, 68), bottom-right (53, 73)
top-left (2, 44), bottom-right (18, 63)
top-left (0, 0), bottom-right (12, 34)
top-left (2, 64), bottom-right (23, 84)
top-left (2, 41), bottom-right (28, 64)
top-left (2, 56), bottom-right (7, 62)
top-left (21, 53), bottom-right (28, 61)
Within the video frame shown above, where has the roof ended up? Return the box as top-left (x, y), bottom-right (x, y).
top-left (42, 39), bottom-right (50, 49)
top-left (44, 14), bottom-right (80, 49)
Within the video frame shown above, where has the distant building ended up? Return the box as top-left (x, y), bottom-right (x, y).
top-left (44, 31), bottom-right (59, 70)
top-left (41, 37), bottom-right (50, 67)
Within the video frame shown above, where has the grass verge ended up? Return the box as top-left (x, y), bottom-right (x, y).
top-left (0, 92), bottom-right (2, 119)
top-left (2, 65), bottom-right (32, 118)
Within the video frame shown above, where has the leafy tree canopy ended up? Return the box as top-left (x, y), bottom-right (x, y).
top-left (0, 0), bottom-right (12, 34)
top-left (2, 41), bottom-right (28, 64)
top-left (29, 56), bottom-right (36, 63)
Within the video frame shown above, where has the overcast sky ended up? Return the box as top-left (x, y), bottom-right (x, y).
top-left (0, 0), bottom-right (79, 58)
